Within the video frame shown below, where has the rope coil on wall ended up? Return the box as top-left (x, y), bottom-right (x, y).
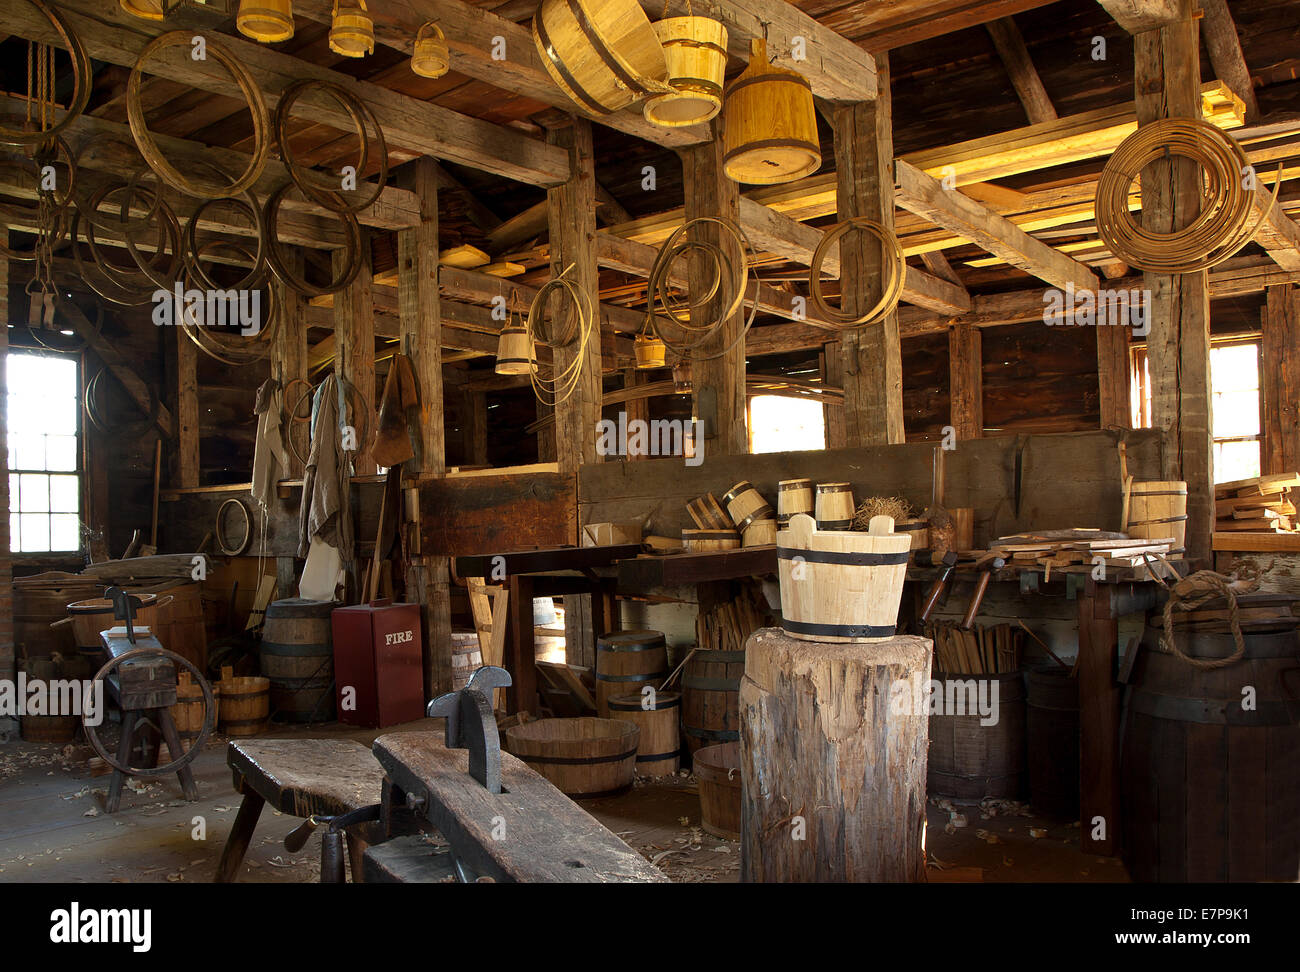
top-left (808, 217), bottom-right (905, 328)
top-left (526, 267), bottom-right (595, 407)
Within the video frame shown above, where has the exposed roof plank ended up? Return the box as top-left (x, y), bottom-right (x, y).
top-left (984, 17), bottom-right (1058, 124)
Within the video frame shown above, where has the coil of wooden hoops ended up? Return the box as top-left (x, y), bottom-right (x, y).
top-left (273, 78), bottom-right (389, 215)
top-left (127, 31), bottom-right (270, 199)
top-left (178, 238), bottom-right (280, 366)
top-left (216, 498), bottom-right (254, 556)
top-left (0, 0), bottom-right (91, 146)
top-left (1095, 118), bottom-right (1280, 274)
top-left (181, 174), bottom-right (271, 294)
top-left (71, 179), bottom-right (184, 306)
top-left (264, 181), bottom-right (363, 296)
top-left (526, 267), bottom-right (595, 407)
top-left (646, 215), bottom-right (759, 361)
top-left (808, 217), bottom-right (905, 327)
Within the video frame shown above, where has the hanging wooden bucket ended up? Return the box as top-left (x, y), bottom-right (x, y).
top-left (694, 741), bottom-right (742, 839)
top-left (532, 0), bottom-right (670, 115)
top-left (236, 0), bottom-right (294, 42)
top-left (722, 480), bottom-right (774, 534)
top-left (506, 717), bottom-right (640, 797)
top-left (217, 666), bottom-right (270, 737)
top-left (495, 325), bottom-right (535, 375)
top-left (814, 482), bottom-right (854, 531)
top-left (595, 630), bottom-right (668, 716)
top-left (329, 0), bottom-right (375, 57)
top-left (723, 38), bottom-right (821, 185)
top-left (607, 690), bottom-right (681, 775)
top-left (682, 529), bottom-right (740, 552)
top-left (644, 16), bottom-right (728, 128)
top-left (776, 478), bottom-right (813, 526)
top-left (777, 513), bottom-right (910, 643)
top-left (450, 629), bottom-right (483, 690)
top-left (682, 648), bottom-right (744, 754)
top-left (120, 0), bottom-right (181, 21)
top-left (1127, 480), bottom-right (1187, 552)
top-left (742, 518), bottom-right (776, 547)
top-left (260, 598), bottom-right (335, 723)
top-left (928, 671), bottom-right (1027, 801)
top-left (411, 22), bottom-right (450, 79)
top-left (634, 333), bottom-right (667, 368)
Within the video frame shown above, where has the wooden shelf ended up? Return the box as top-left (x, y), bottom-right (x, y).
top-left (617, 546), bottom-right (778, 590)
top-left (453, 544), bottom-right (641, 579)
top-left (1212, 531), bottom-right (1300, 552)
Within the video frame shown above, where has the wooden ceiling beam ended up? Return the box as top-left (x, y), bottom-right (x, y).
top-left (984, 17), bottom-right (1058, 125)
top-left (825, 0), bottom-right (1057, 53)
top-left (1097, 0), bottom-right (1187, 33)
top-left (1198, 0), bottom-right (1261, 124)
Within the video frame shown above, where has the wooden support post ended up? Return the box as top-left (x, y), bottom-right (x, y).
top-left (175, 331), bottom-right (200, 488)
top-left (1135, 2), bottom-right (1214, 562)
top-left (398, 157), bottom-right (451, 700)
top-left (832, 56), bottom-right (904, 446)
top-left (680, 121), bottom-right (747, 456)
top-left (335, 233), bottom-right (377, 477)
top-left (1077, 581), bottom-right (1121, 857)
top-left (1097, 324), bottom-right (1132, 430)
top-left (273, 269), bottom-right (309, 478)
top-left (822, 348), bottom-right (845, 449)
top-left (740, 629), bottom-right (931, 881)
top-left (625, 368), bottom-right (649, 460)
top-left (546, 117), bottom-right (602, 479)
top-left (463, 390), bottom-right (488, 466)
top-left (507, 574), bottom-right (539, 715)
top-left (948, 323), bottom-right (983, 441)
top-left (0, 244), bottom-right (12, 736)
top-left (1261, 284), bottom-right (1300, 475)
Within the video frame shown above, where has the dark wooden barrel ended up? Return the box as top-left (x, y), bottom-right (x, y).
top-left (1026, 666), bottom-right (1079, 819)
top-left (595, 630), bottom-right (667, 718)
top-left (260, 598), bottom-right (335, 723)
top-left (927, 671), bottom-right (1026, 801)
top-left (1122, 602), bottom-right (1300, 882)
top-left (682, 648), bottom-right (744, 755)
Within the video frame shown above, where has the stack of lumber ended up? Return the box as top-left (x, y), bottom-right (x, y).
top-left (927, 622), bottom-right (1023, 675)
top-left (694, 584), bottom-right (770, 654)
top-left (985, 530), bottom-right (1176, 578)
top-left (1214, 473), bottom-right (1300, 533)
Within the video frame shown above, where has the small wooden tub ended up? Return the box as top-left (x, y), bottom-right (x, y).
top-left (776, 478), bottom-right (813, 526)
top-left (595, 629), bottom-right (668, 716)
top-left (682, 529), bottom-right (740, 552)
top-left (506, 717), bottom-right (640, 797)
top-left (694, 741), bottom-right (742, 839)
top-left (217, 666), bottom-right (270, 737)
top-left (722, 480), bottom-right (774, 534)
top-left (608, 690), bottom-right (681, 776)
top-left (170, 671), bottom-right (218, 745)
top-left (814, 482), bottom-right (854, 531)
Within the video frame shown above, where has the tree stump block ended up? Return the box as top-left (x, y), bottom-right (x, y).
top-left (740, 627), bottom-right (931, 882)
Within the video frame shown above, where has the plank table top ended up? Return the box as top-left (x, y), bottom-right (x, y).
top-left (227, 739), bottom-right (386, 819)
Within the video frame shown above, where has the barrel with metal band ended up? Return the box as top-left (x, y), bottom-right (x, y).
top-left (505, 717), bottom-right (639, 797)
top-left (1126, 480), bottom-right (1187, 554)
top-left (682, 648), bottom-right (744, 755)
top-left (814, 481), bottom-right (854, 531)
top-left (594, 629), bottom-right (668, 717)
top-left (722, 480), bottom-right (774, 534)
top-left (260, 597), bottom-right (336, 723)
top-left (777, 513), bottom-right (911, 643)
top-left (607, 690), bottom-right (681, 775)
top-left (776, 478), bottom-right (813, 526)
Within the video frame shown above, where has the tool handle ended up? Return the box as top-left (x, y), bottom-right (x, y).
top-left (962, 571), bottom-right (993, 630)
top-left (919, 571), bottom-right (951, 624)
top-left (284, 817), bottom-right (319, 853)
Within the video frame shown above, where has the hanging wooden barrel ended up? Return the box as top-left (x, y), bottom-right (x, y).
top-left (450, 629), bottom-right (483, 690)
top-left (260, 598), bottom-right (336, 723)
top-left (608, 690), bottom-right (681, 775)
top-left (217, 666), bottom-right (270, 737)
top-left (722, 480), bottom-right (774, 534)
top-left (18, 658), bottom-right (79, 743)
top-left (595, 630), bottom-right (668, 716)
top-left (329, 0), bottom-right (374, 57)
top-left (723, 38), bottom-right (821, 185)
top-left (1127, 480), bottom-right (1187, 552)
top-left (682, 647), bottom-right (744, 754)
top-left (776, 478), bottom-right (813, 526)
top-left (634, 333), bottom-right (667, 368)
top-left (532, 0), bottom-right (670, 115)
top-left (495, 325), bottom-right (535, 376)
top-left (170, 671), bottom-right (218, 746)
top-left (694, 741), bottom-right (742, 839)
top-left (1026, 666), bottom-right (1079, 819)
top-left (410, 22), bottom-right (450, 79)
top-left (814, 482), bottom-right (854, 530)
top-left (927, 671), bottom-right (1027, 801)
top-left (742, 518), bottom-right (777, 547)
top-left (1122, 598), bottom-right (1300, 882)
top-left (236, 0), bottom-right (294, 43)
top-left (682, 529), bottom-right (740, 552)
top-left (644, 15), bottom-right (728, 128)
top-left (777, 513), bottom-right (910, 643)
top-left (506, 717), bottom-right (639, 797)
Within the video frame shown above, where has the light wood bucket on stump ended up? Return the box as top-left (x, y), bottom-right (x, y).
top-left (1126, 480), bottom-right (1187, 553)
top-left (595, 630), bottom-right (668, 717)
top-left (532, 0), bottom-right (670, 115)
top-left (260, 598), bottom-right (336, 723)
top-left (645, 11), bottom-right (727, 128)
top-left (608, 690), bottom-right (681, 775)
top-left (506, 717), bottom-right (640, 797)
top-left (927, 671), bottom-right (1027, 801)
top-left (723, 38), bottom-right (820, 185)
top-left (777, 513), bottom-right (910, 643)
top-left (217, 666), bottom-right (270, 737)
top-left (813, 483), bottom-right (854, 531)
top-left (682, 647), bottom-right (744, 754)
top-left (450, 629), bottom-right (483, 690)
top-left (1122, 595), bottom-right (1300, 881)
top-left (694, 741), bottom-right (742, 839)
top-left (776, 478), bottom-right (813, 526)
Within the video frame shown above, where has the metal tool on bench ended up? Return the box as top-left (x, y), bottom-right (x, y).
top-left (426, 666), bottom-right (513, 793)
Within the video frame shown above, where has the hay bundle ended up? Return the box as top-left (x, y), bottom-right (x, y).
top-left (852, 496), bottom-right (913, 531)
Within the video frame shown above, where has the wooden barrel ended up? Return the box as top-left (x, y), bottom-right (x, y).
top-left (682, 529), bottom-right (740, 552)
top-left (776, 478), bottom-right (813, 526)
top-left (494, 325), bottom-right (534, 375)
top-left (1122, 602), bottom-right (1300, 881)
top-left (813, 482), bottom-right (854, 531)
top-left (741, 518), bottom-right (776, 547)
top-left (450, 629), bottom-right (483, 690)
top-left (170, 671), bottom-right (217, 745)
top-left (1127, 480), bottom-right (1187, 552)
top-left (722, 38), bottom-right (820, 186)
top-left (236, 0), bottom-right (294, 42)
top-left (260, 598), bottom-right (335, 723)
top-left (15, 574), bottom-right (97, 660)
top-left (595, 630), bottom-right (668, 716)
top-left (608, 690), bottom-right (681, 775)
top-left (777, 513), bottom-right (910, 643)
top-left (927, 671), bottom-right (1027, 801)
top-left (682, 647), bottom-right (744, 754)
top-left (722, 480), bottom-right (774, 534)
top-left (694, 741), bottom-right (741, 839)
top-left (506, 717), bottom-right (639, 797)
top-left (531, 0), bottom-right (669, 115)
top-left (896, 517), bottom-right (930, 550)
top-left (1026, 666), bottom-right (1079, 819)
top-left (18, 658), bottom-right (78, 743)
top-left (644, 15), bottom-right (728, 128)
top-left (217, 666), bottom-right (270, 737)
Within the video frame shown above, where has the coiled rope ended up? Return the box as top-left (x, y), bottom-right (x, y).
top-left (809, 217), bottom-right (905, 327)
top-left (1156, 569), bottom-right (1260, 671)
top-left (526, 266), bottom-right (594, 407)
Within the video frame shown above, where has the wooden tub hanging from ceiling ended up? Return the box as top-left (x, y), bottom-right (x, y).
top-left (723, 38), bottom-right (821, 185)
top-left (532, 0), bottom-right (671, 115)
top-left (410, 22), bottom-right (450, 78)
top-left (644, 1), bottom-right (728, 128)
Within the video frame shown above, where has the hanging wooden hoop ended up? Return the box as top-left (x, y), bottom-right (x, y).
top-left (808, 217), bottom-right (905, 327)
top-left (216, 498), bottom-right (253, 556)
top-left (264, 182), bottom-right (363, 297)
top-left (128, 32), bottom-right (270, 199)
top-left (178, 238), bottom-right (280, 366)
top-left (0, 0), bottom-right (91, 146)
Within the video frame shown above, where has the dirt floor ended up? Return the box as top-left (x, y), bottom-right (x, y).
top-left (0, 720), bottom-right (1127, 884)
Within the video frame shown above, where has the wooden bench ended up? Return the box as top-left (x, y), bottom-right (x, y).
top-left (215, 739), bottom-right (387, 883)
top-left (362, 834), bottom-right (456, 883)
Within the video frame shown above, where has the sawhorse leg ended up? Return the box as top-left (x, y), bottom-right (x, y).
top-left (157, 708), bottom-right (198, 801)
top-left (215, 777), bottom-right (265, 883)
top-left (106, 711), bottom-right (137, 814)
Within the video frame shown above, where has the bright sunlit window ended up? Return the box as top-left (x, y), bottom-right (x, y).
top-left (7, 352), bottom-right (81, 553)
top-left (748, 395), bottom-right (826, 454)
top-left (1130, 340), bottom-right (1261, 484)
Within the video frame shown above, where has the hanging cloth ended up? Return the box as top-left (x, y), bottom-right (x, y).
top-left (251, 377), bottom-right (290, 515)
top-left (297, 373), bottom-right (354, 562)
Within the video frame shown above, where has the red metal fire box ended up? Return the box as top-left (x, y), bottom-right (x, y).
top-left (331, 599), bottom-right (424, 728)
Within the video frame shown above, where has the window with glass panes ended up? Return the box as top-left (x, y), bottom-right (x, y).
top-left (7, 352), bottom-right (81, 553)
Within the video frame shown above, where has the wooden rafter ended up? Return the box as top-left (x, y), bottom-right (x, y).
top-left (984, 17), bottom-right (1058, 125)
top-left (1096, 0), bottom-right (1187, 33)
